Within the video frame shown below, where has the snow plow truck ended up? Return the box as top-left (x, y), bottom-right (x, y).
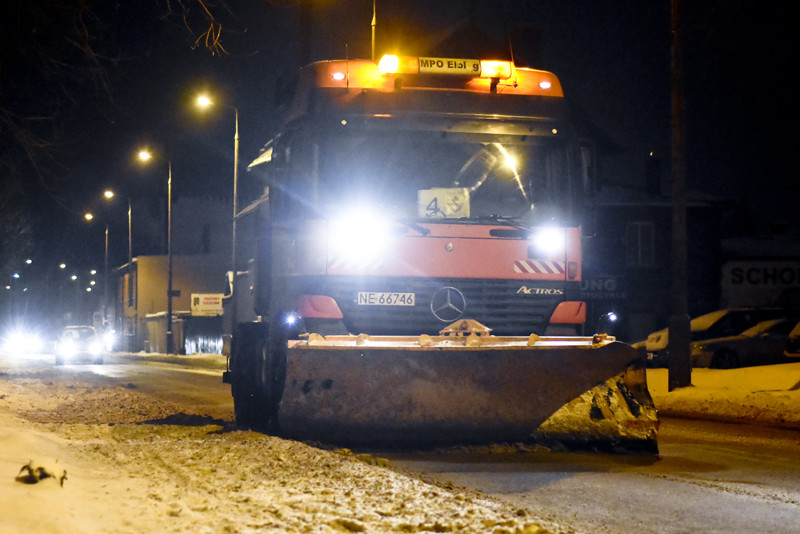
top-left (223, 54), bottom-right (659, 452)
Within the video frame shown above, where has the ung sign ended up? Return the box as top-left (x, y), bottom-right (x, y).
top-left (191, 293), bottom-right (224, 316)
top-left (580, 277), bottom-right (626, 300)
top-left (721, 261), bottom-right (800, 307)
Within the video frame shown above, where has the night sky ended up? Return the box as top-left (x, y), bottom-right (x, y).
top-left (3, 0), bottom-right (798, 279)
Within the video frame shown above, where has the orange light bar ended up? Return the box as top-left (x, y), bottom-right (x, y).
top-left (378, 55), bottom-right (419, 75)
top-left (313, 60), bottom-right (391, 89)
top-left (378, 54), bottom-right (399, 73)
top-left (305, 58), bottom-right (564, 96)
top-left (479, 60), bottom-right (513, 79)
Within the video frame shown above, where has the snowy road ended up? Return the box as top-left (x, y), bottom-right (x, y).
top-left (6, 352), bottom-right (800, 533)
top-left (390, 418), bottom-right (800, 533)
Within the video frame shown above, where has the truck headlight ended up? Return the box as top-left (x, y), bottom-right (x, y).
top-left (328, 208), bottom-right (393, 266)
top-left (528, 227), bottom-right (565, 257)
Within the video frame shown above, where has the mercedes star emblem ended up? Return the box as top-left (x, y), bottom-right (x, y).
top-left (430, 286), bottom-right (466, 322)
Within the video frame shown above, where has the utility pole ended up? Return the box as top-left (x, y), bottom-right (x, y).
top-left (231, 108), bottom-right (239, 336)
top-left (668, 0), bottom-right (691, 390)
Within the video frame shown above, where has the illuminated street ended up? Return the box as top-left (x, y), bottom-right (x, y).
top-left (2, 3), bottom-right (799, 533)
top-left (2, 352), bottom-right (800, 533)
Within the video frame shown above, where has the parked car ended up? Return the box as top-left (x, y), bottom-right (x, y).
top-left (633, 308), bottom-right (787, 367)
top-left (55, 325), bottom-right (105, 365)
top-left (785, 322), bottom-right (800, 360)
top-left (689, 318), bottom-right (795, 368)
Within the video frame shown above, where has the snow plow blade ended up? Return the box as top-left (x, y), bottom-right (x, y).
top-left (278, 320), bottom-right (659, 453)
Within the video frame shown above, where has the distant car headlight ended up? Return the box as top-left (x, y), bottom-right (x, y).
top-left (3, 330), bottom-right (42, 355)
top-left (103, 332), bottom-right (115, 351)
top-left (58, 339), bottom-right (77, 357)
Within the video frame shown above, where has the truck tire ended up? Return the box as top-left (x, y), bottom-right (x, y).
top-left (255, 335), bottom-right (285, 432)
top-left (231, 323), bottom-right (271, 430)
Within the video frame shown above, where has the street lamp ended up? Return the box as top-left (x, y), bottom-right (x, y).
top-left (138, 148), bottom-right (175, 354)
top-left (195, 94), bottom-right (239, 334)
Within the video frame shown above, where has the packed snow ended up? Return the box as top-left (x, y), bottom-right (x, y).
top-left (2, 352), bottom-right (800, 534)
top-left (647, 363), bottom-right (800, 427)
top-left (0, 356), bottom-right (556, 534)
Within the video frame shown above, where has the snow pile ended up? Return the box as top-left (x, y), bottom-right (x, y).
top-left (647, 362), bottom-right (800, 428)
top-left (0, 365), bottom-right (555, 534)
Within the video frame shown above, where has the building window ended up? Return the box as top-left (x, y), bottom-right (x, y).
top-left (626, 221), bottom-right (655, 267)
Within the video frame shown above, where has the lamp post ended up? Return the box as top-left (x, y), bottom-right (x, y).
top-left (83, 210), bottom-right (109, 327)
top-left (102, 189), bottom-right (114, 329)
top-left (196, 95), bottom-right (239, 334)
top-left (92, 189), bottom-right (131, 332)
top-left (167, 160), bottom-right (174, 354)
top-left (138, 149), bottom-right (175, 354)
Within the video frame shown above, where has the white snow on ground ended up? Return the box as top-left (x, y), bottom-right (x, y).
top-left (2, 353), bottom-right (800, 534)
top-left (0, 355), bottom-right (556, 534)
top-left (647, 362), bottom-right (800, 428)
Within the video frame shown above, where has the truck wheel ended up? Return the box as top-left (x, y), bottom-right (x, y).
top-left (254, 337), bottom-right (283, 432)
top-left (231, 324), bottom-right (271, 431)
top-left (711, 349), bottom-right (739, 369)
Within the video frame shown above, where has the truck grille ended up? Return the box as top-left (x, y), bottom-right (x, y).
top-left (321, 276), bottom-right (566, 336)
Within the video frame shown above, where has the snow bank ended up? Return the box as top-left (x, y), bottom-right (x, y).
top-left (647, 363), bottom-right (800, 428)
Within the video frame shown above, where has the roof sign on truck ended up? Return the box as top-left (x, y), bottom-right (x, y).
top-left (379, 55), bottom-right (509, 79)
top-left (418, 57), bottom-right (481, 76)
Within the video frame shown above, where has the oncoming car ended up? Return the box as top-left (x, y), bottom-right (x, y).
top-left (690, 318), bottom-right (796, 369)
top-left (55, 326), bottom-right (105, 365)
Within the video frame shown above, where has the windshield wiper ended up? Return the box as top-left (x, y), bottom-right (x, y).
top-left (397, 218), bottom-right (431, 237)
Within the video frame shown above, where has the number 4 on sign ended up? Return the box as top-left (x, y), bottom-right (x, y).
top-left (426, 197), bottom-right (445, 217)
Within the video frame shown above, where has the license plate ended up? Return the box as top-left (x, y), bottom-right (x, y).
top-left (357, 292), bottom-right (415, 306)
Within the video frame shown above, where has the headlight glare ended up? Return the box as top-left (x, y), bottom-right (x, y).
top-left (59, 339), bottom-right (77, 357)
top-left (103, 332), bottom-right (115, 351)
top-left (529, 227), bottom-right (566, 257)
top-left (3, 329), bottom-right (42, 355)
top-left (328, 208), bottom-right (392, 266)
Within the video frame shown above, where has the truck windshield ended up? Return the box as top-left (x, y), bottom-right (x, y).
top-left (313, 127), bottom-right (575, 224)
